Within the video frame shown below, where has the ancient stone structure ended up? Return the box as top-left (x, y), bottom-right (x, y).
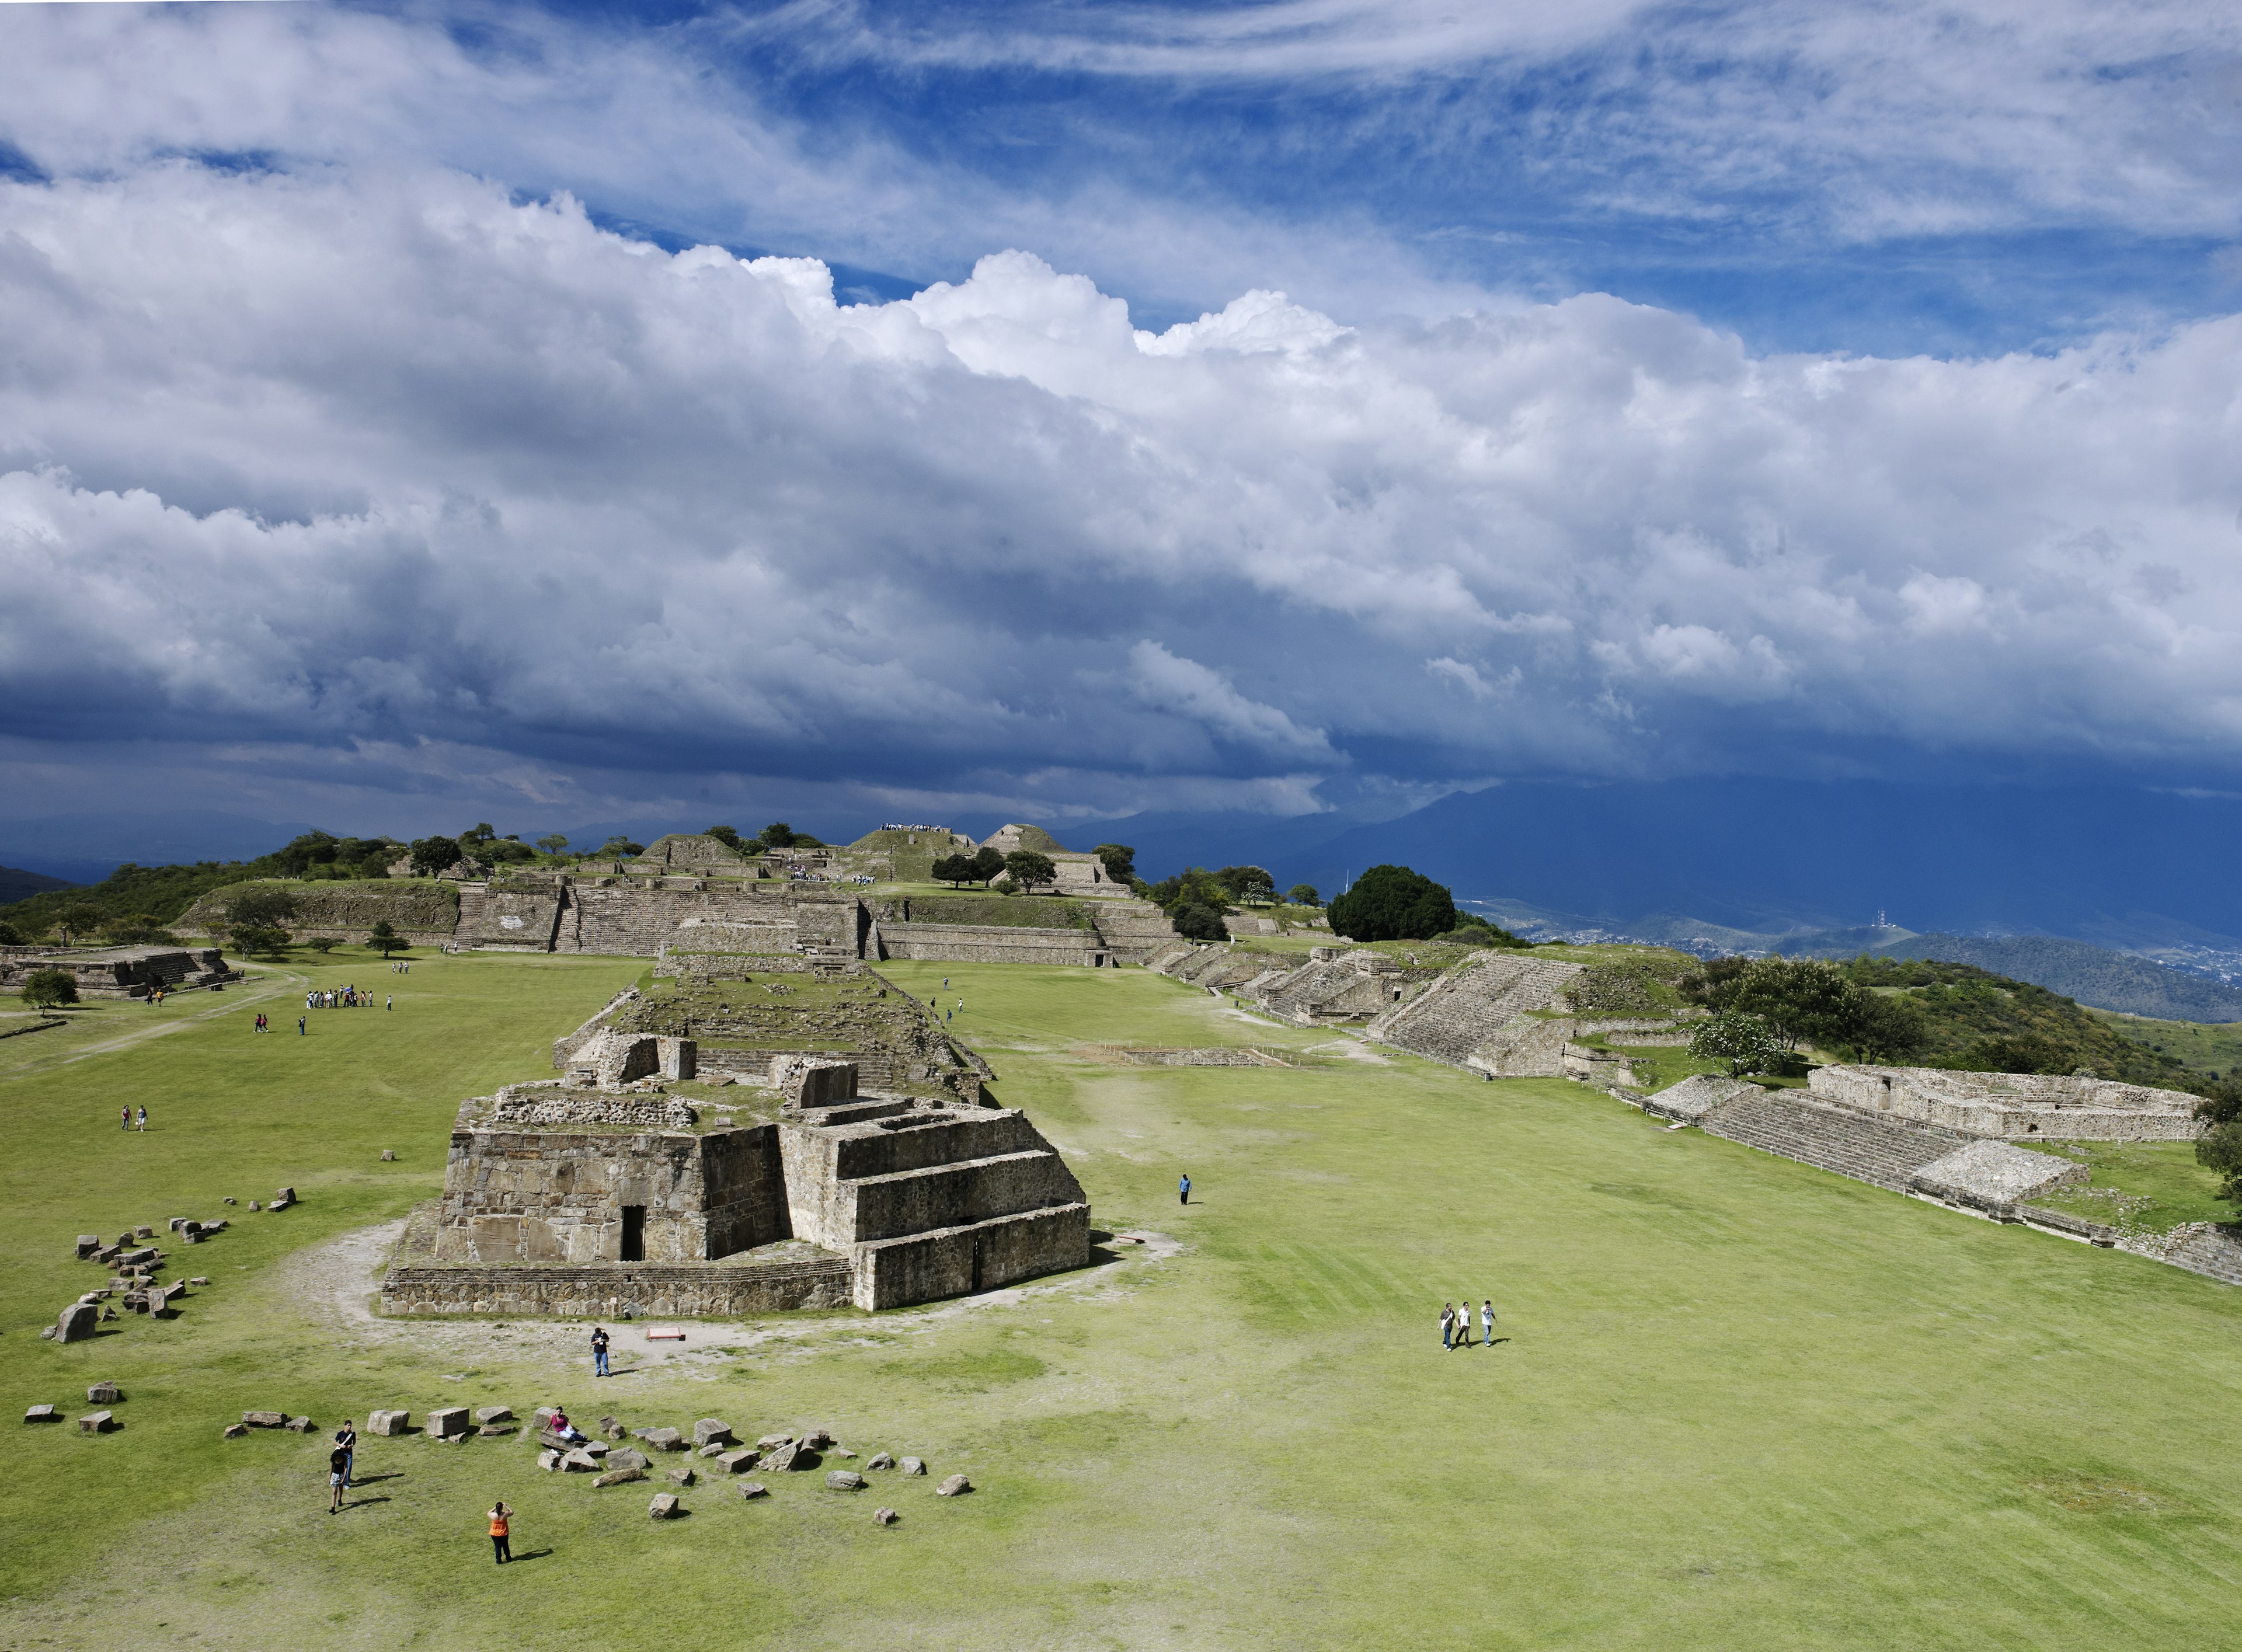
top-left (1808, 1065), bottom-right (2202, 1142)
top-left (385, 1025), bottom-right (1088, 1315)
top-left (1908, 1140), bottom-right (2087, 1212)
top-left (0, 945), bottom-right (236, 998)
top-left (1360, 952), bottom-right (1585, 1067)
top-left (975, 824), bottom-right (1131, 898)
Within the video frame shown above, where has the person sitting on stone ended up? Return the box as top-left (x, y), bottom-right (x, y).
top-left (549, 1406), bottom-right (585, 1444)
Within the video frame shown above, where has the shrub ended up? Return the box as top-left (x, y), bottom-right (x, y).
top-left (1328, 865), bottom-right (1456, 943)
top-left (20, 967), bottom-right (77, 1010)
top-left (227, 888), bottom-right (298, 930)
top-left (410, 835), bottom-right (462, 876)
top-left (307, 937), bottom-right (339, 954)
top-left (1171, 901), bottom-right (1228, 943)
top-left (228, 924), bottom-right (292, 959)
top-left (2196, 1120), bottom-right (2242, 1203)
top-left (1691, 1013), bottom-right (1781, 1077)
top-left (991, 875), bottom-right (1018, 895)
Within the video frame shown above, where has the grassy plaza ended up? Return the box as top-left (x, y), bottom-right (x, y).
top-left (5, 953), bottom-right (2241, 1650)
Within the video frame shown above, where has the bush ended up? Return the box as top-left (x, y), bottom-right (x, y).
top-left (2196, 1120), bottom-right (2242, 1203)
top-left (1171, 901), bottom-right (1228, 943)
top-left (409, 836), bottom-right (462, 877)
top-left (307, 937), bottom-right (339, 954)
top-left (227, 888), bottom-right (298, 930)
top-left (20, 967), bottom-right (77, 1010)
top-left (1287, 884), bottom-right (1320, 907)
top-left (1328, 865), bottom-right (1456, 943)
top-left (228, 925), bottom-right (292, 959)
top-left (1691, 1013), bottom-right (1781, 1077)
top-left (991, 875), bottom-right (1018, 895)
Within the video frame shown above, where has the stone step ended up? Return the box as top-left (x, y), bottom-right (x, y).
top-left (841, 1149), bottom-right (1084, 1243)
top-left (826, 1110), bottom-right (1044, 1180)
top-left (1700, 1093), bottom-right (1961, 1191)
top-left (851, 1201), bottom-right (1092, 1310)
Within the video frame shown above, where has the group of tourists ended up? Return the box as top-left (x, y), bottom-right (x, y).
top-left (388, 959), bottom-right (413, 973)
top-left (307, 985), bottom-right (385, 1010)
top-left (118, 1106), bottom-right (147, 1131)
top-left (1440, 1301), bottom-right (1498, 1349)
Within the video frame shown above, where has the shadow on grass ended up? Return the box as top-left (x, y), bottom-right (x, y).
top-left (351, 1472), bottom-right (405, 1485)
top-left (344, 1496), bottom-right (392, 1509)
top-left (507, 1548), bottom-right (555, 1562)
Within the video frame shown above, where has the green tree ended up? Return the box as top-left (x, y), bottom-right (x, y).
top-left (970, 846), bottom-right (1006, 886)
top-left (1691, 1013), bottom-right (1781, 1078)
top-left (1093, 844), bottom-right (1136, 885)
top-left (364, 920), bottom-right (404, 957)
top-left (20, 967), bottom-right (78, 1010)
top-left (930, 853), bottom-right (976, 887)
top-left (1171, 901), bottom-right (1228, 943)
top-left (756, 822), bottom-right (797, 851)
top-left (2196, 1121), bottom-right (2242, 1204)
top-left (1216, 865), bottom-right (1277, 905)
top-left (51, 901), bottom-right (100, 946)
top-left (227, 888), bottom-right (298, 931)
top-left (307, 936), bottom-right (339, 954)
top-left (461, 822), bottom-right (496, 845)
top-left (1004, 851), bottom-right (1057, 893)
top-left (228, 924), bottom-right (292, 960)
top-left (1846, 992), bottom-right (1930, 1063)
top-left (704, 825), bottom-right (743, 851)
top-left (1287, 884), bottom-right (1320, 907)
top-left (409, 836), bottom-right (462, 877)
top-left (1726, 958), bottom-right (1867, 1052)
top-left (101, 911), bottom-right (170, 945)
top-left (597, 836), bottom-right (644, 859)
top-left (0, 921), bottom-right (21, 946)
top-left (1328, 865), bottom-right (1457, 943)
top-left (535, 834), bottom-right (570, 858)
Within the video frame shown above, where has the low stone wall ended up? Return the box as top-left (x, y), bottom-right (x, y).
top-left (1115, 1047), bottom-right (1289, 1067)
top-left (1908, 1139), bottom-right (2086, 1212)
top-left (489, 1089), bottom-right (697, 1130)
top-left (1809, 1064), bottom-right (2200, 1141)
top-left (380, 1254), bottom-right (852, 1318)
top-left (877, 922), bottom-right (1111, 966)
top-left (656, 950), bottom-right (824, 981)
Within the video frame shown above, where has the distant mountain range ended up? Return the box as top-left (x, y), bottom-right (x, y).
top-left (0, 864), bottom-right (76, 904)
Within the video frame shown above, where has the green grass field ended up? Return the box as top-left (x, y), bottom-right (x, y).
top-left (6, 955), bottom-right (2242, 1650)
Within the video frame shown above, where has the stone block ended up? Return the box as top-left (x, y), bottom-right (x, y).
top-left (222, 1197), bottom-right (236, 1205)
top-left (75, 1235), bottom-right (99, 1259)
top-left (242, 1410), bottom-right (286, 1429)
top-left (600, 1419), bottom-right (626, 1441)
top-left (367, 1409), bottom-right (410, 1436)
top-left (381, 1150), bottom-right (396, 1160)
top-left (757, 1433), bottom-right (794, 1449)
top-left (738, 1481), bottom-right (769, 1500)
top-left (593, 1466), bottom-right (646, 1488)
top-left (647, 1493), bottom-right (681, 1518)
top-left (284, 1416), bottom-right (315, 1433)
top-left (273, 1188), bottom-right (297, 1208)
top-left (189, 1277), bottom-right (209, 1287)
top-left (936, 1473), bottom-right (972, 1496)
top-left (800, 1428), bottom-right (833, 1450)
top-left (692, 1418), bottom-right (733, 1448)
top-left (826, 1470), bottom-right (866, 1491)
top-left (866, 1452), bottom-right (895, 1470)
top-left (874, 1507), bottom-right (899, 1525)
top-left (667, 1466), bottom-right (695, 1487)
top-left (427, 1406), bottom-right (471, 1438)
top-left (562, 1448), bottom-right (601, 1472)
top-left (715, 1448), bottom-right (760, 1474)
top-left (25, 1404), bottom-right (57, 1423)
top-left (86, 1381), bottom-right (120, 1404)
top-left (133, 1225), bottom-right (153, 1240)
top-left (900, 1456), bottom-right (926, 1476)
top-left (531, 1406), bottom-right (557, 1430)
top-left (538, 1448), bottom-right (563, 1472)
top-left (478, 1424), bottom-right (513, 1437)
top-left (642, 1427), bottom-right (685, 1452)
top-left (55, 1304), bottom-right (97, 1343)
top-left (79, 1410), bottom-right (116, 1434)
top-left (473, 1406), bottom-right (513, 1424)
top-left (222, 1423), bottom-right (248, 1438)
top-left (759, 1441), bottom-right (802, 1473)
top-left (605, 1448), bottom-right (650, 1472)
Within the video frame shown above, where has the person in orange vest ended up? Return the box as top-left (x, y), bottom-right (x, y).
top-left (488, 1500), bottom-right (513, 1564)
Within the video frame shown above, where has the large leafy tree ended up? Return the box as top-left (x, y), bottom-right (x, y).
top-left (930, 853), bottom-right (977, 887)
top-left (1004, 851), bottom-right (1057, 893)
top-left (365, 920), bottom-right (405, 957)
top-left (1216, 865), bottom-right (1277, 905)
top-left (1092, 844), bottom-right (1136, 885)
top-left (1691, 1013), bottom-right (1781, 1077)
top-left (409, 835), bottom-right (462, 877)
top-left (20, 967), bottom-right (78, 1010)
top-left (1328, 865), bottom-right (1457, 943)
top-left (970, 846), bottom-right (1007, 886)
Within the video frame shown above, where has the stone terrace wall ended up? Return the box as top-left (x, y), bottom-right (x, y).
top-left (1810, 1065), bottom-right (2201, 1141)
top-left (381, 1253), bottom-right (851, 1318)
top-left (1363, 952), bottom-right (1583, 1068)
top-left (560, 883), bottom-right (864, 958)
top-left (876, 922), bottom-right (1112, 966)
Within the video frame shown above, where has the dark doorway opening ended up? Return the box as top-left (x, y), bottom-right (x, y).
top-left (970, 1236), bottom-right (984, 1294)
top-left (620, 1205), bottom-right (645, 1262)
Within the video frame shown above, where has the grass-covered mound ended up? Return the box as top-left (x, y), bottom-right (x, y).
top-left (176, 879), bottom-right (461, 939)
top-left (6, 956), bottom-right (2242, 1647)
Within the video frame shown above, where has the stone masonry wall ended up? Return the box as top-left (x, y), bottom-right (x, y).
top-left (381, 1253), bottom-right (851, 1318)
top-left (876, 922), bottom-right (1112, 966)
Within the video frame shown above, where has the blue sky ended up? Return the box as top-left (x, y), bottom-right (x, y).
top-left (0, 0), bottom-right (2238, 843)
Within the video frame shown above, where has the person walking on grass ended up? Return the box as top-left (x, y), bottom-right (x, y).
top-left (488, 1500), bottom-right (513, 1564)
top-left (298, 1016), bottom-right (306, 1036)
top-left (1481, 1301), bottom-right (1495, 1347)
top-left (591, 1325), bottom-right (610, 1378)
top-left (120, 1106), bottom-right (131, 1132)
top-left (1441, 1302), bottom-right (1455, 1350)
top-left (136, 1106), bottom-right (147, 1132)
top-left (329, 1440), bottom-right (351, 1512)
top-left (1178, 1173), bottom-right (1191, 1207)
top-left (336, 1419), bottom-right (357, 1491)
top-left (1453, 1296), bottom-right (1471, 1347)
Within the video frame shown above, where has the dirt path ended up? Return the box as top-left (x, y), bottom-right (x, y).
top-left (0, 963), bottom-right (308, 1077)
top-left (276, 1221), bottom-right (1184, 1378)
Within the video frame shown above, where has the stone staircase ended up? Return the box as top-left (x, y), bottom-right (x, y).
top-left (1696, 1091), bottom-right (1963, 1191)
top-left (1364, 953), bottom-right (1583, 1067)
top-left (781, 1100), bottom-right (1089, 1309)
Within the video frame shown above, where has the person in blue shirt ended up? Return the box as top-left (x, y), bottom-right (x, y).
top-left (1178, 1173), bottom-right (1190, 1206)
